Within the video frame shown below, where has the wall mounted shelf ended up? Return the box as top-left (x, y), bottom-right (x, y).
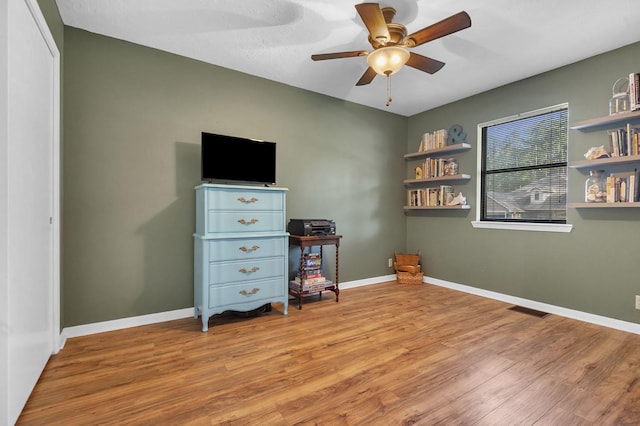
top-left (404, 135), bottom-right (471, 210)
top-left (404, 143), bottom-right (471, 160)
top-left (568, 201), bottom-right (640, 208)
top-left (404, 205), bottom-right (471, 211)
top-left (570, 109), bottom-right (640, 208)
top-left (570, 110), bottom-right (640, 130)
top-left (568, 154), bottom-right (640, 169)
top-left (403, 174), bottom-right (471, 185)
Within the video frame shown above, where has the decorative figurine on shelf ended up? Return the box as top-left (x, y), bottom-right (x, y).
top-left (585, 170), bottom-right (606, 203)
top-left (444, 158), bottom-right (459, 176)
top-left (415, 166), bottom-right (423, 179)
top-left (609, 77), bottom-right (630, 115)
top-left (447, 192), bottom-right (467, 206)
top-left (584, 145), bottom-right (610, 160)
top-left (447, 124), bottom-right (467, 145)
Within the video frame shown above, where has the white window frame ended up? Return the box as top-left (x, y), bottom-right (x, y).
top-left (471, 103), bottom-right (573, 233)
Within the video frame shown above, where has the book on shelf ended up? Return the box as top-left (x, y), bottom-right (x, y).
top-left (408, 189), bottom-right (419, 207)
top-left (303, 269), bottom-right (323, 278)
top-left (439, 185), bottom-right (454, 206)
top-left (419, 129), bottom-right (448, 151)
top-left (289, 279), bottom-right (332, 292)
top-left (294, 275), bottom-right (326, 284)
top-left (608, 124), bottom-right (640, 157)
top-left (407, 186), bottom-right (457, 207)
top-left (428, 188), bottom-right (439, 206)
top-left (630, 72), bottom-right (640, 111)
top-left (631, 125), bottom-right (640, 157)
top-left (606, 170), bottom-right (638, 202)
top-left (303, 253), bottom-right (321, 267)
top-left (606, 175), bottom-right (615, 203)
top-left (408, 189), bottom-right (427, 206)
top-left (408, 189), bottom-right (421, 206)
top-left (419, 157), bottom-right (450, 178)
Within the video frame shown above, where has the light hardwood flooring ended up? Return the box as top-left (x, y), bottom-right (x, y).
top-left (17, 282), bottom-right (640, 425)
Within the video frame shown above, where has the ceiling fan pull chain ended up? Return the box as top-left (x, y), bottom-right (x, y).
top-left (385, 74), bottom-right (392, 107)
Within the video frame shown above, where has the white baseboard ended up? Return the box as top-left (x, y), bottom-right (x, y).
top-left (424, 275), bottom-right (640, 335)
top-left (59, 307), bottom-right (195, 349)
top-left (339, 274), bottom-right (396, 290)
top-left (57, 274), bottom-right (639, 348)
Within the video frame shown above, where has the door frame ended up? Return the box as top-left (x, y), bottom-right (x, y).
top-left (24, 0), bottom-right (61, 353)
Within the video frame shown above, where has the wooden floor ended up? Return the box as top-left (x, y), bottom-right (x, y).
top-left (18, 282), bottom-right (640, 425)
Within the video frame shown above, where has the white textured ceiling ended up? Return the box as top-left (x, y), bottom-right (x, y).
top-left (55, 0), bottom-right (640, 117)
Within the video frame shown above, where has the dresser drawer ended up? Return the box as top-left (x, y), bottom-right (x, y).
top-left (195, 185), bottom-right (287, 236)
top-left (204, 211), bottom-right (284, 234)
top-left (208, 257), bottom-right (284, 284)
top-left (208, 278), bottom-right (285, 308)
top-left (206, 187), bottom-right (284, 211)
top-left (205, 237), bottom-right (285, 262)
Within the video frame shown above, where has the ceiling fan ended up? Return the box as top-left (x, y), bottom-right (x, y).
top-left (311, 3), bottom-right (471, 105)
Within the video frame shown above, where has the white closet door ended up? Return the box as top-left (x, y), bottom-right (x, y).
top-left (2, 0), bottom-right (60, 424)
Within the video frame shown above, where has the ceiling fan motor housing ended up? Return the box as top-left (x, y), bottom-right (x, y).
top-left (370, 23), bottom-right (407, 48)
top-left (369, 8), bottom-right (407, 48)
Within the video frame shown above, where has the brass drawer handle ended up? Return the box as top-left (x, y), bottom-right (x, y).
top-left (239, 288), bottom-right (260, 296)
top-left (239, 245), bottom-right (260, 253)
top-left (239, 266), bottom-right (260, 274)
top-left (238, 218), bottom-right (258, 225)
top-left (237, 197), bottom-right (258, 204)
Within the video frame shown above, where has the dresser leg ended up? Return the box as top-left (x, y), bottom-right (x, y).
top-left (201, 317), bottom-right (209, 332)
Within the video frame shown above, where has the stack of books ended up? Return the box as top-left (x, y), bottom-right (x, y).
top-left (289, 253), bottom-right (332, 292)
top-left (416, 157), bottom-right (457, 179)
top-left (608, 123), bottom-right (640, 157)
top-left (606, 170), bottom-right (640, 203)
top-left (419, 129), bottom-right (448, 151)
top-left (407, 185), bottom-right (454, 207)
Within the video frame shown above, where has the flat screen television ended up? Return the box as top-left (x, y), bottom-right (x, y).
top-left (201, 132), bottom-right (276, 186)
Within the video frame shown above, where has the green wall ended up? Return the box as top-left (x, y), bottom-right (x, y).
top-left (37, 0), bottom-right (63, 49)
top-left (43, 0), bottom-right (640, 327)
top-left (407, 42), bottom-right (640, 324)
top-left (62, 27), bottom-right (407, 327)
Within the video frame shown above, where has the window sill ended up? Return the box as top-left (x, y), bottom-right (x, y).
top-left (471, 221), bottom-right (573, 233)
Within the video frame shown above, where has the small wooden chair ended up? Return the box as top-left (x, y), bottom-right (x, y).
top-left (394, 251), bottom-right (423, 284)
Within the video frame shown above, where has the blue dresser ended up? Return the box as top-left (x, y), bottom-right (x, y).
top-left (193, 184), bottom-right (289, 331)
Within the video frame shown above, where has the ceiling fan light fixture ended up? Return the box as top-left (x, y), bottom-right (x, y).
top-left (367, 46), bottom-right (410, 76)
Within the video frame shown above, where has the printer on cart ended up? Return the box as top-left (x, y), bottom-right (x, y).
top-left (287, 219), bottom-right (336, 236)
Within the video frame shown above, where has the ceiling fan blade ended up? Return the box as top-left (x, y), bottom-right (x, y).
top-left (356, 67), bottom-right (377, 86)
top-left (355, 3), bottom-right (391, 45)
top-left (406, 52), bottom-right (445, 74)
top-left (311, 51), bottom-right (368, 61)
top-left (406, 11), bottom-right (471, 47)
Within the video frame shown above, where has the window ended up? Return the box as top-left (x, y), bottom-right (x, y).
top-left (478, 104), bottom-right (568, 226)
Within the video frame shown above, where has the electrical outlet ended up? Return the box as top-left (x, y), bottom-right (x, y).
top-left (636, 295), bottom-right (640, 310)
top-left (388, 258), bottom-right (393, 268)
